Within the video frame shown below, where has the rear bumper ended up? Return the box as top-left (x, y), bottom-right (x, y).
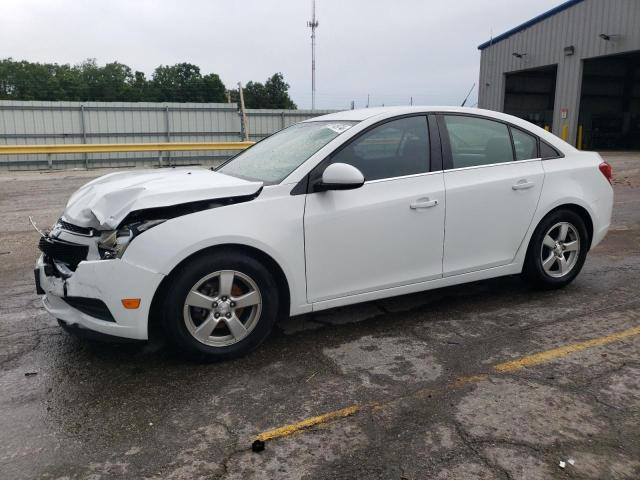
top-left (592, 222), bottom-right (610, 249)
top-left (36, 254), bottom-right (165, 340)
top-left (590, 188), bottom-right (614, 250)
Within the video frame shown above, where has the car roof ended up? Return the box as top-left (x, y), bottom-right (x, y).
top-left (303, 106), bottom-right (508, 122)
top-left (302, 106), bottom-right (576, 153)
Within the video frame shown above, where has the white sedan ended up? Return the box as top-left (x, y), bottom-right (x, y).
top-left (35, 107), bottom-right (614, 360)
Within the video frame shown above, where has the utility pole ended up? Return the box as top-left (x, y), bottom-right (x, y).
top-left (307, 0), bottom-right (319, 110)
top-left (238, 82), bottom-right (249, 141)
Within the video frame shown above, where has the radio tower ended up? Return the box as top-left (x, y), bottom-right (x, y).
top-left (307, 0), bottom-right (319, 110)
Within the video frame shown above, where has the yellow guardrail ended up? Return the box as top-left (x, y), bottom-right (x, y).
top-left (0, 141), bottom-right (255, 155)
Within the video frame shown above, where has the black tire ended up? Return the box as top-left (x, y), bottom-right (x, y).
top-left (161, 249), bottom-right (279, 361)
top-left (522, 209), bottom-right (589, 289)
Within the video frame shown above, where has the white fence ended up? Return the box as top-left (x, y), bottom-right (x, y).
top-left (0, 101), bottom-right (335, 170)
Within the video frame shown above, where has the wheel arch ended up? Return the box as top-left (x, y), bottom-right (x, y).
top-left (542, 203), bottom-right (594, 249)
top-left (148, 243), bottom-right (291, 340)
top-left (527, 203), bottom-right (594, 261)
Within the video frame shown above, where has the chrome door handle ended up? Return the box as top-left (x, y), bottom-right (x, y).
top-left (512, 180), bottom-right (535, 190)
top-left (410, 198), bottom-right (438, 209)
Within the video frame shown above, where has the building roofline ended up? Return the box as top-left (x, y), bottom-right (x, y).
top-left (477, 0), bottom-right (584, 50)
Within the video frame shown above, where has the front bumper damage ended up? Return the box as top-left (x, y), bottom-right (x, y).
top-left (35, 223), bottom-right (165, 340)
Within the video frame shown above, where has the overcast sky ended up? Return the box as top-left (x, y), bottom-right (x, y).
top-left (1, 0), bottom-right (561, 109)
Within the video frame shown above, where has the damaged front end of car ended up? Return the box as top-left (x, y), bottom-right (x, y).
top-left (33, 166), bottom-right (265, 341)
top-left (39, 192), bottom-right (262, 271)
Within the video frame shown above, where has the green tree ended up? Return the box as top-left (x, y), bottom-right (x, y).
top-left (264, 73), bottom-right (296, 109)
top-left (0, 59), bottom-right (295, 107)
top-left (77, 60), bottom-right (134, 101)
top-left (128, 71), bottom-right (150, 101)
top-left (150, 63), bottom-right (226, 103)
top-left (152, 62), bottom-right (197, 102)
top-left (0, 58), bottom-right (67, 100)
top-left (242, 80), bottom-right (266, 107)
top-left (230, 73), bottom-right (296, 109)
top-left (201, 72), bottom-right (226, 102)
top-left (51, 63), bottom-right (83, 100)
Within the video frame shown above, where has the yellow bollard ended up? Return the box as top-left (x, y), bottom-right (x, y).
top-left (577, 125), bottom-right (583, 150)
top-left (544, 125), bottom-right (550, 132)
top-left (561, 125), bottom-right (569, 141)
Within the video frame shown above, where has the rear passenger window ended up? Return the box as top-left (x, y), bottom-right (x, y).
top-left (510, 127), bottom-right (538, 160)
top-left (330, 116), bottom-right (429, 181)
top-left (443, 115), bottom-right (513, 169)
top-left (540, 141), bottom-right (561, 159)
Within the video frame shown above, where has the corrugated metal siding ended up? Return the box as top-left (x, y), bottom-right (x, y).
top-left (0, 102), bottom-right (336, 170)
top-left (478, 0), bottom-right (640, 144)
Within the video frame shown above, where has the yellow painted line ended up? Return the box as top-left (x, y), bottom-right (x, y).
top-left (0, 141), bottom-right (254, 155)
top-left (494, 325), bottom-right (640, 372)
top-left (254, 405), bottom-right (362, 442)
top-left (450, 373), bottom-right (489, 388)
top-left (254, 325), bottom-right (640, 444)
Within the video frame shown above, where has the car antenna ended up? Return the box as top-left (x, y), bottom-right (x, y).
top-left (460, 83), bottom-right (476, 107)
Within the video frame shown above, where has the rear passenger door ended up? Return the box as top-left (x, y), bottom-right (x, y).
top-left (439, 114), bottom-right (544, 276)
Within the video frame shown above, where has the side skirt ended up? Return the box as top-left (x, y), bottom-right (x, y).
top-left (310, 263), bottom-right (522, 313)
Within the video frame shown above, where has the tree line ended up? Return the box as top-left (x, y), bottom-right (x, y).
top-left (0, 58), bottom-right (297, 109)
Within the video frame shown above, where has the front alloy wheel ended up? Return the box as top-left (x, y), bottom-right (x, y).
top-left (162, 250), bottom-right (279, 361)
top-left (183, 270), bottom-right (262, 347)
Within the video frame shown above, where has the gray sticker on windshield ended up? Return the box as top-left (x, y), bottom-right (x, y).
top-left (325, 123), bottom-right (353, 134)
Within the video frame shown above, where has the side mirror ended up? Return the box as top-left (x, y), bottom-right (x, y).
top-left (316, 163), bottom-right (365, 192)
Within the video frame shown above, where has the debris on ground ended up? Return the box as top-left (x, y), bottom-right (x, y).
top-left (559, 458), bottom-right (576, 469)
top-left (251, 440), bottom-right (265, 453)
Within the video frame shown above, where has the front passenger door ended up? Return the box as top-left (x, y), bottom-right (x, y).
top-left (304, 116), bottom-right (445, 303)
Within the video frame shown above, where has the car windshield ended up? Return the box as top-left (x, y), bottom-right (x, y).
top-left (217, 120), bottom-right (357, 184)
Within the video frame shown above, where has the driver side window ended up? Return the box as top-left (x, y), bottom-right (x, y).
top-left (330, 116), bottom-right (430, 181)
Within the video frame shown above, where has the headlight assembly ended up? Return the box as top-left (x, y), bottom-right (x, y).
top-left (98, 219), bottom-right (166, 259)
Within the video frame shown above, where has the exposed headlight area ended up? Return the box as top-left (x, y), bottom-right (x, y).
top-left (38, 236), bottom-right (89, 268)
top-left (98, 219), bottom-right (166, 259)
top-left (37, 219), bottom-right (95, 277)
top-left (37, 217), bottom-right (166, 280)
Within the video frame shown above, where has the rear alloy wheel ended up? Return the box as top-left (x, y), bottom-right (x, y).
top-left (539, 222), bottom-right (581, 278)
top-left (162, 251), bottom-right (279, 360)
top-left (523, 209), bottom-right (589, 289)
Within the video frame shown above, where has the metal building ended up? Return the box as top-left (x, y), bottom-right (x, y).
top-left (477, 0), bottom-right (640, 150)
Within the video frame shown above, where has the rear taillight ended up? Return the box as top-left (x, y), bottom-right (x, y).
top-left (599, 162), bottom-right (612, 185)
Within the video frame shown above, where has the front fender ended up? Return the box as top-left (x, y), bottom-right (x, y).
top-left (122, 187), bottom-right (310, 315)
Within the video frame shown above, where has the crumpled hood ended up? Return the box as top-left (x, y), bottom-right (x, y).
top-left (62, 167), bottom-right (263, 230)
